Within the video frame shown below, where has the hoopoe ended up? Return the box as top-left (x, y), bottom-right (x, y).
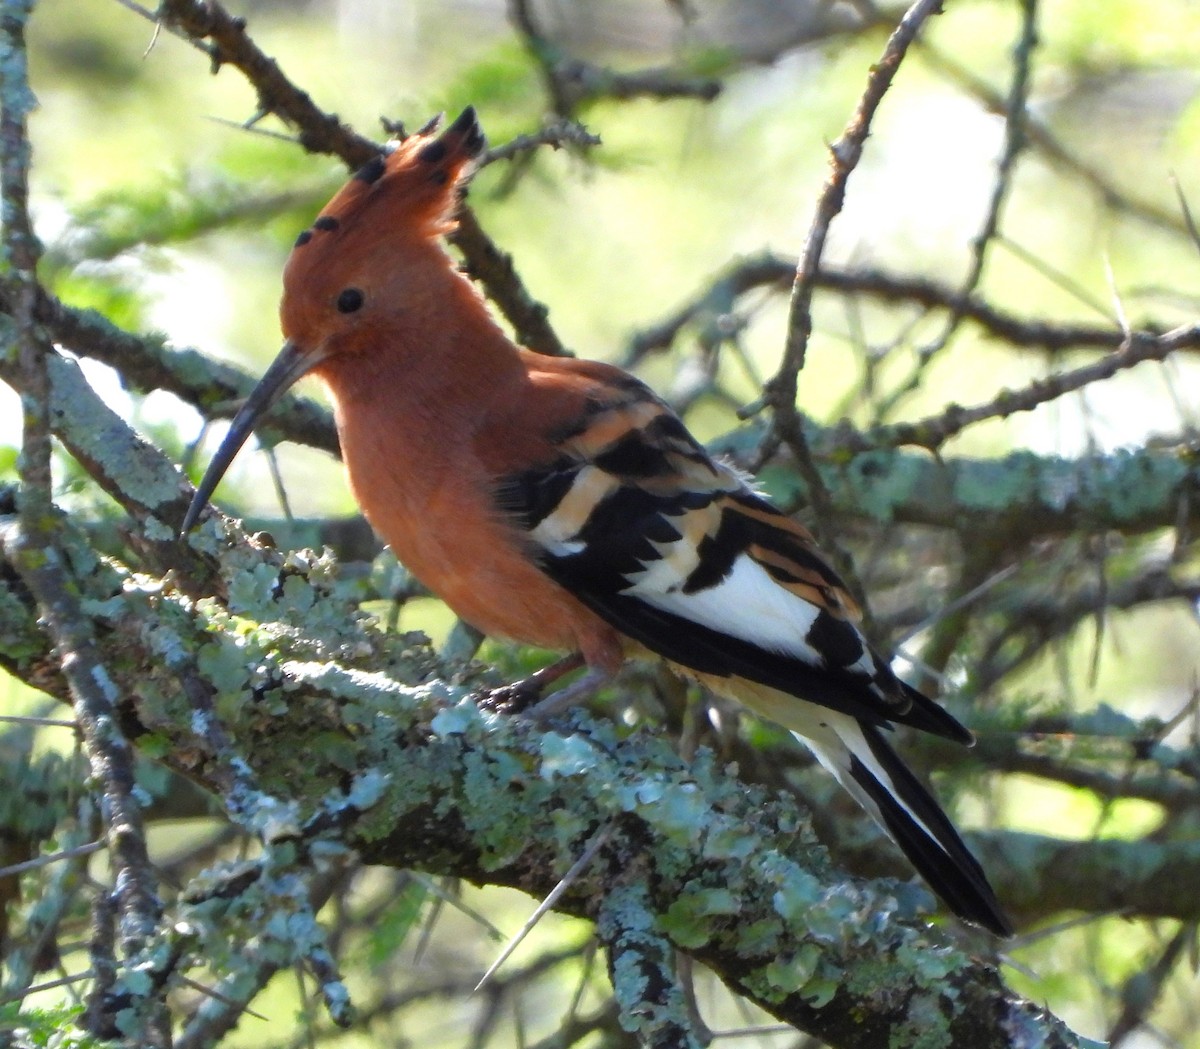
top-left (182, 107), bottom-right (1011, 936)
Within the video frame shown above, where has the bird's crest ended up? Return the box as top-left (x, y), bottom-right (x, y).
top-left (290, 106), bottom-right (486, 255)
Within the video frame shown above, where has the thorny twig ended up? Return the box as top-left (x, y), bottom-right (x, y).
top-left (507, 0), bottom-right (721, 118)
top-left (879, 0), bottom-right (1040, 418)
top-left (758, 0), bottom-right (947, 620)
top-left (475, 822), bottom-right (614, 991)
top-left (154, 0), bottom-right (570, 355)
top-left (627, 254), bottom-right (1200, 364)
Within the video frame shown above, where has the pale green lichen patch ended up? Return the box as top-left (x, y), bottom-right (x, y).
top-left (952, 453), bottom-right (1039, 513)
top-left (626, 778), bottom-right (708, 848)
top-left (142, 515), bottom-right (175, 542)
top-left (227, 561), bottom-right (292, 618)
top-left (1095, 447), bottom-right (1190, 523)
top-left (460, 745), bottom-right (542, 867)
top-left (0, 574), bottom-right (46, 665)
top-left (46, 354), bottom-right (185, 509)
top-left (890, 991), bottom-right (953, 1049)
top-left (196, 636), bottom-right (255, 712)
top-left (429, 699), bottom-right (484, 738)
top-left (762, 943), bottom-right (822, 995)
top-left (761, 852), bottom-right (825, 923)
top-left (660, 886), bottom-right (740, 948)
top-left (539, 730), bottom-right (604, 780)
top-left (728, 915), bottom-right (783, 958)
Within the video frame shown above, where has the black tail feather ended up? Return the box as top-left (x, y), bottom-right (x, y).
top-left (851, 723), bottom-right (1012, 936)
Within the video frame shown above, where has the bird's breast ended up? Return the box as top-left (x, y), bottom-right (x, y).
top-left (330, 393), bottom-right (623, 668)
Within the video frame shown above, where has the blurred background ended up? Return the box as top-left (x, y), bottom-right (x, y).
top-left (4, 0), bottom-right (1200, 1046)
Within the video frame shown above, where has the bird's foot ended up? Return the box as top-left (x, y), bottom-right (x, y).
top-left (525, 668), bottom-right (611, 720)
top-left (478, 678), bottom-right (543, 714)
top-left (477, 653), bottom-right (585, 715)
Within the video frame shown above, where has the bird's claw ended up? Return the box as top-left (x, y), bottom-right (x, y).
top-left (477, 679), bottom-right (544, 714)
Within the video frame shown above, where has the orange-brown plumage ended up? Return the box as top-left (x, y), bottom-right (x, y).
top-left (182, 107), bottom-right (1010, 936)
top-left (324, 342), bottom-right (627, 671)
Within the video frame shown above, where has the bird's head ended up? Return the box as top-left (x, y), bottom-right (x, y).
top-left (180, 106), bottom-right (485, 534)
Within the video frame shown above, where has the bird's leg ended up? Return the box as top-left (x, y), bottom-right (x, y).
top-left (478, 653), bottom-right (586, 713)
top-left (526, 667), bottom-right (612, 720)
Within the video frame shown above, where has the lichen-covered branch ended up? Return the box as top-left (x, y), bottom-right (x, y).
top-left (0, 343), bottom-right (226, 594)
top-left (0, 520), bottom-right (1085, 1046)
top-left (2, 3), bottom-right (167, 1039)
top-left (714, 425), bottom-right (1200, 542)
top-left (0, 279), bottom-right (340, 455)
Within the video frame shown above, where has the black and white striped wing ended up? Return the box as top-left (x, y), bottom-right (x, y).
top-left (497, 382), bottom-right (967, 742)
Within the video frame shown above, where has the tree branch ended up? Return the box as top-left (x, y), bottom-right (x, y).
top-left (155, 0), bottom-right (571, 356)
top-left (0, 524), bottom-right (1087, 1046)
top-left (626, 254), bottom-right (1200, 365)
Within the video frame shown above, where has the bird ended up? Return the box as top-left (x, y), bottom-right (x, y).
top-left (181, 106), bottom-right (1012, 937)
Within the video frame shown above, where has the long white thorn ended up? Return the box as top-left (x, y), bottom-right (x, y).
top-left (474, 821), bottom-right (614, 993)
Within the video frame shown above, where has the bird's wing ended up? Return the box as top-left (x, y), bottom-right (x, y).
top-left (495, 377), bottom-right (969, 742)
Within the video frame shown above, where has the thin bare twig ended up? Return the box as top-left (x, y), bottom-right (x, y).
top-left (853, 322), bottom-right (1198, 452)
top-left (155, 0), bottom-right (571, 356)
top-left (0, 713), bottom-right (76, 727)
top-left (881, 0), bottom-right (1040, 417)
top-left (1, 970), bottom-right (95, 1002)
top-left (0, 841), bottom-right (104, 880)
top-left (1171, 174), bottom-right (1200, 258)
top-left (507, 0), bottom-right (720, 117)
top-left (482, 120), bottom-right (602, 167)
top-left (759, 0), bottom-right (946, 618)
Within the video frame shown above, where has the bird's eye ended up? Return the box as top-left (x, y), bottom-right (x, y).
top-left (336, 288), bottom-right (365, 314)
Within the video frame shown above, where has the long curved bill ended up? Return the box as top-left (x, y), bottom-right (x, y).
top-left (179, 340), bottom-right (320, 535)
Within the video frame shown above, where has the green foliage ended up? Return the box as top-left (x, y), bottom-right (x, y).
top-left (441, 40), bottom-right (543, 129)
top-left (361, 877), bottom-right (429, 968)
top-left (0, 1003), bottom-right (107, 1049)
